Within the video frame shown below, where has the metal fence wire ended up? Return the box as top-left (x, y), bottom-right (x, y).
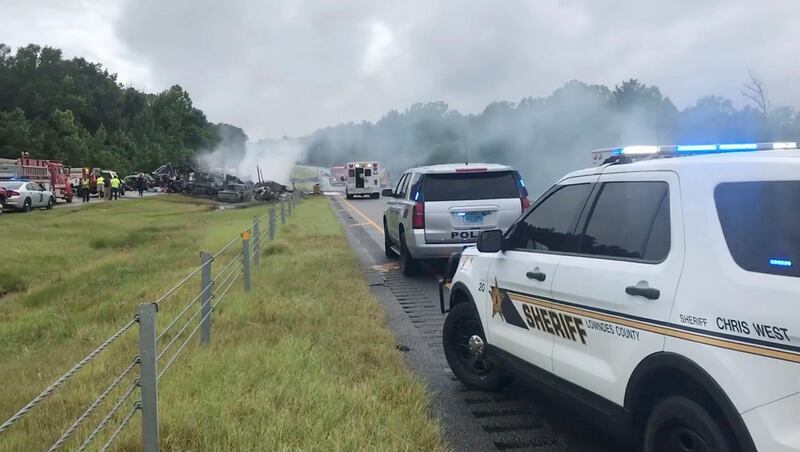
top-left (0, 194), bottom-right (302, 451)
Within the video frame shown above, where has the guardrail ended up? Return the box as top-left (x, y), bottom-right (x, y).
top-left (0, 192), bottom-right (303, 451)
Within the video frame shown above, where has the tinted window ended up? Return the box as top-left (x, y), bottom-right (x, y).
top-left (580, 182), bottom-right (670, 261)
top-left (365, 169), bottom-right (372, 177)
top-left (715, 181), bottom-right (800, 277)
top-left (394, 174), bottom-right (407, 195)
top-left (510, 184), bottom-right (591, 252)
top-left (400, 173), bottom-right (412, 198)
top-left (422, 171), bottom-right (519, 202)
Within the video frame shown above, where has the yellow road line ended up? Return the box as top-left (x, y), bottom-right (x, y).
top-left (338, 196), bottom-right (384, 233)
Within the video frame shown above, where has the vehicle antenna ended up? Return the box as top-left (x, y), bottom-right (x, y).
top-left (465, 136), bottom-right (469, 165)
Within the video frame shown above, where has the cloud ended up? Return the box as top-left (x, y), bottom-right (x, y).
top-left (3, 0), bottom-right (799, 139)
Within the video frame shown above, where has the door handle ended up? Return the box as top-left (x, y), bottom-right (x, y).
top-left (526, 271), bottom-right (546, 281)
top-left (625, 286), bottom-right (660, 300)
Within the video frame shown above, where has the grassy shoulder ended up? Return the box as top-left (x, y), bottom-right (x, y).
top-left (0, 196), bottom-right (445, 451)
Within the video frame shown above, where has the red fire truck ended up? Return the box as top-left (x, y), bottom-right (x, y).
top-left (0, 152), bottom-right (74, 203)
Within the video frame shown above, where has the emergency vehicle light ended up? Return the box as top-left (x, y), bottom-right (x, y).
top-left (455, 167), bottom-right (487, 172)
top-left (769, 258), bottom-right (792, 267)
top-left (593, 142), bottom-right (800, 166)
top-left (620, 146), bottom-right (660, 155)
top-left (718, 143), bottom-right (758, 151)
top-left (676, 144), bottom-right (717, 152)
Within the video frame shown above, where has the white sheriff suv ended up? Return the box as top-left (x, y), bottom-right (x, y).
top-left (440, 143), bottom-right (800, 452)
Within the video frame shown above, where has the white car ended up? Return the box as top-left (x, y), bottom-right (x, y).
top-left (383, 163), bottom-right (529, 276)
top-left (0, 179), bottom-right (56, 212)
top-left (440, 142), bottom-right (799, 452)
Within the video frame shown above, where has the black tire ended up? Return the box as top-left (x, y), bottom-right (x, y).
top-left (22, 198), bottom-right (32, 213)
top-left (443, 302), bottom-right (507, 391)
top-left (46, 196), bottom-right (55, 209)
top-left (66, 196), bottom-right (73, 204)
top-left (644, 396), bottom-right (732, 452)
top-left (384, 219), bottom-right (397, 258)
top-left (399, 231), bottom-right (419, 276)
top-left (346, 193), bottom-right (353, 200)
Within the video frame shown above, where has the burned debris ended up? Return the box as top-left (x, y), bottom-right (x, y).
top-left (137, 162), bottom-right (292, 203)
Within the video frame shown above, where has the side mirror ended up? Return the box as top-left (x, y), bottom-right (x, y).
top-left (340, 177), bottom-right (345, 182)
top-left (381, 188), bottom-right (394, 197)
top-left (477, 230), bottom-right (503, 253)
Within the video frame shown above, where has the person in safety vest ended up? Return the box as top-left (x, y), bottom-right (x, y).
top-left (110, 175), bottom-right (121, 200)
top-left (80, 176), bottom-right (91, 203)
top-left (96, 175), bottom-right (105, 199)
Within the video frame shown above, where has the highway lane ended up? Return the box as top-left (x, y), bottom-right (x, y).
top-left (329, 191), bottom-right (627, 452)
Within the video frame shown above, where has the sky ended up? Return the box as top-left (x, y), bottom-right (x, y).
top-left (1, 0), bottom-right (798, 140)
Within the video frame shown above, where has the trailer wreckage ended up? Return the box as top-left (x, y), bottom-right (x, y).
top-left (145, 162), bottom-right (292, 202)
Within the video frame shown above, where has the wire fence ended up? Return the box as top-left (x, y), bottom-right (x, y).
top-left (0, 192), bottom-right (303, 451)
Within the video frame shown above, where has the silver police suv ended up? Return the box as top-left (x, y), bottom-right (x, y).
top-left (382, 163), bottom-right (529, 276)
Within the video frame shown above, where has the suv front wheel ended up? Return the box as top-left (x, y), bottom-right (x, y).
top-left (644, 396), bottom-right (731, 452)
top-left (443, 302), bottom-right (507, 391)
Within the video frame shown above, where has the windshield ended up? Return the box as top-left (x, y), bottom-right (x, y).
top-left (421, 171), bottom-right (519, 202)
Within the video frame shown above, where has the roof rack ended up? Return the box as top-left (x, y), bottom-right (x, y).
top-left (592, 142), bottom-right (798, 166)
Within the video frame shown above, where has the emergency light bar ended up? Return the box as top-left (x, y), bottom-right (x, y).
top-left (592, 142), bottom-right (799, 166)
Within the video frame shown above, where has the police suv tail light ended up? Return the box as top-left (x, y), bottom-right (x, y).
top-left (6, 190), bottom-right (19, 197)
top-left (521, 197), bottom-right (530, 211)
top-left (412, 201), bottom-right (425, 229)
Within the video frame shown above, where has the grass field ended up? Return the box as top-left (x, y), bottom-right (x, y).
top-left (0, 196), bottom-right (444, 451)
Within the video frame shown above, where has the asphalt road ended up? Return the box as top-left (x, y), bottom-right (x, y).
top-left (328, 187), bottom-right (631, 452)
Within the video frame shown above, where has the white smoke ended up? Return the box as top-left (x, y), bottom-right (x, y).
top-left (196, 138), bottom-right (304, 184)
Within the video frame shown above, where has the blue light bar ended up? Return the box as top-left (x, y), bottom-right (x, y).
top-left (718, 143), bottom-right (758, 151)
top-left (676, 144), bottom-right (717, 152)
top-left (769, 258), bottom-right (792, 267)
top-left (414, 191), bottom-right (420, 201)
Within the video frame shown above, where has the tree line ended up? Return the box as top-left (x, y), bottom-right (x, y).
top-left (303, 78), bottom-right (800, 196)
top-left (0, 43), bottom-right (229, 174)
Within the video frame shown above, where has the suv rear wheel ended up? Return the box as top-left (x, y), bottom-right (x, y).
top-left (644, 396), bottom-right (731, 452)
top-left (443, 302), bottom-right (507, 391)
top-left (21, 198), bottom-right (32, 212)
top-left (399, 231), bottom-right (419, 276)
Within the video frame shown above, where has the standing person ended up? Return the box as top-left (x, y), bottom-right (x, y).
top-left (137, 174), bottom-right (145, 197)
top-left (103, 174), bottom-right (111, 200)
top-left (96, 174), bottom-right (105, 200)
top-left (110, 174), bottom-right (121, 200)
top-left (80, 175), bottom-right (91, 203)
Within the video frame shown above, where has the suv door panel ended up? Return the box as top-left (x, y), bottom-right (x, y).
top-left (487, 177), bottom-right (597, 373)
top-left (551, 171), bottom-right (684, 405)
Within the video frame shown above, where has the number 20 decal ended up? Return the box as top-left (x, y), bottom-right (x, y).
top-left (478, 282), bottom-right (486, 292)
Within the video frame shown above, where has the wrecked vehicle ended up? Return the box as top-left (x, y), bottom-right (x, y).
top-left (254, 181), bottom-right (290, 201)
top-left (217, 183), bottom-right (253, 203)
top-left (124, 173), bottom-right (155, 191)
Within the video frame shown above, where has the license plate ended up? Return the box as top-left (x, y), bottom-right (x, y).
top-left (462, 212), bottom-right (484, 224)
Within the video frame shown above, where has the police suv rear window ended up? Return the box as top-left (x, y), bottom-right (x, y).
top-left (422, 171), bottom-right (518, 202)
top-left (715, 181), bottom-right (800, 278)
